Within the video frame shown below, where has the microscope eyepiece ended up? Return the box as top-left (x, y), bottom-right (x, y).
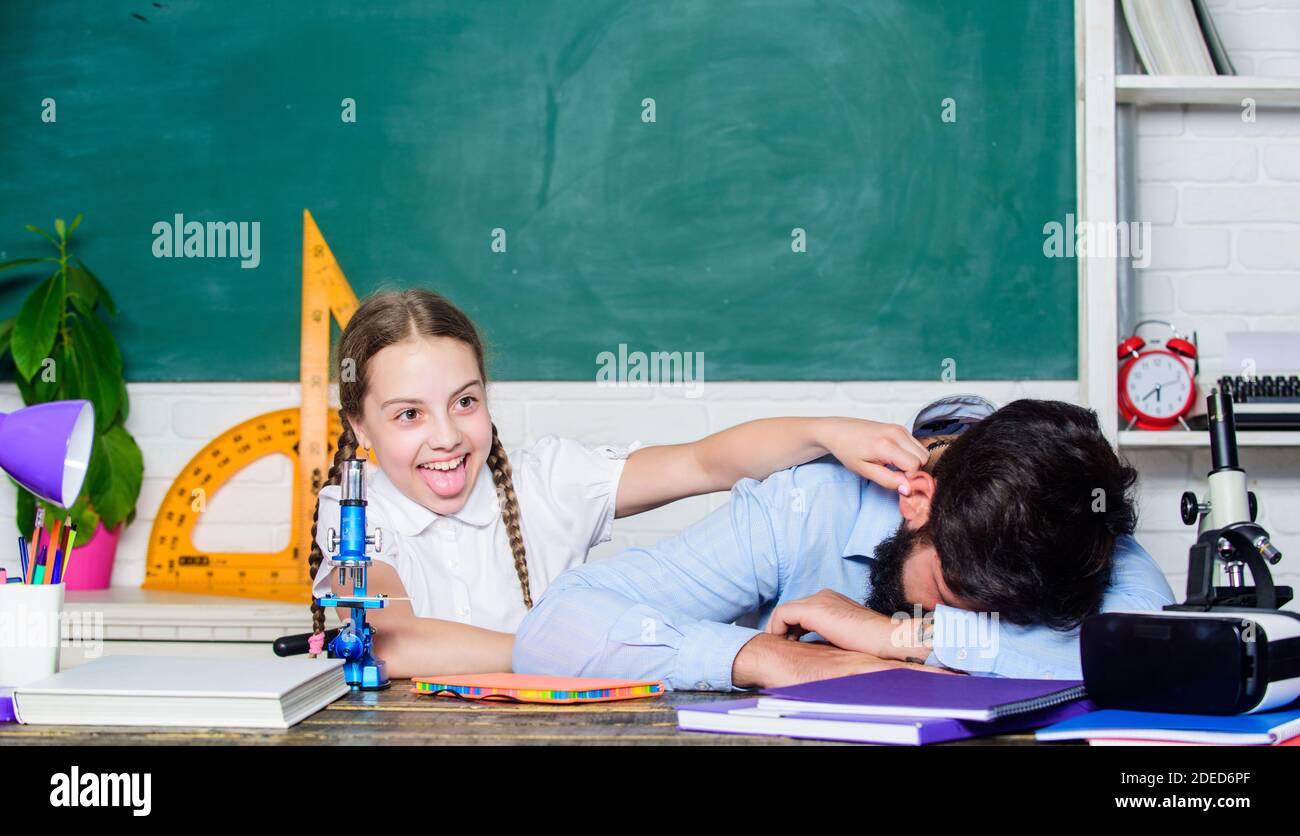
top-left (1208, 388), bottom-right (1240, 472)
top-left (340, 458), bottom-right (366, 502)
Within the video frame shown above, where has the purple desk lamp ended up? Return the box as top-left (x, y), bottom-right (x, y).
top-left (1, 399), bottom-right (95, 508)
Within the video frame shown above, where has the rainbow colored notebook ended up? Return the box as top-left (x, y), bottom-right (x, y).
top-left (411, 673), bottom-right (664, 704)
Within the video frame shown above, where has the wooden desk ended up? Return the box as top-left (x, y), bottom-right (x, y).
top-left (0, 682), bottom-right (1053, 745)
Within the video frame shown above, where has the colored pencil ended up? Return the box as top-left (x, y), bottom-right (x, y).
top-left (33, 537), bottom-right (46, 584)
top-left (57, 524), bottom-right (79, 585)
top-left (31, 535), bottom-right (45, 584)
top-left (48, 519), bottom-right (62, 559)
top-left (27, 507), bottom-right (44, 584)
top-left (37, 519), bottom-right (62, 585)
top-left (51, 521), bottom-right (69, 584)
top-left (49, 517), bottom-right (70, 584)
top-left (19, 535), bottom-right (29, 583)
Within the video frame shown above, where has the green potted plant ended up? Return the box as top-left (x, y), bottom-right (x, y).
top-left (0, 214), bottom-right (143, 588)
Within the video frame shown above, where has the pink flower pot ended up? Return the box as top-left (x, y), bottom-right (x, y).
top-left (60, 522), bottom-right (122, 590)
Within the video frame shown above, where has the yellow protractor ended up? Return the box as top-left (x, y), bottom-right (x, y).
top-left (144, 210), bottom-right (362, 602)
top-left (143, 409), bottom-right (343, 601)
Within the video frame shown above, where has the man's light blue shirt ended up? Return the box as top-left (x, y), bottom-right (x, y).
top-left (513, 460), bottom-right (1176, 690)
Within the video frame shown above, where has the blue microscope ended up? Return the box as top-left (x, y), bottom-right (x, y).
top-left (279, 457), bottom-right (391, 690)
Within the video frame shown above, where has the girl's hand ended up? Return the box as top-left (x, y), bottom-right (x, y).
top-left (816, 417), bottom-right (930, 493)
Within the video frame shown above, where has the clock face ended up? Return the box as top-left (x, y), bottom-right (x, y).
top-left (1124, 352), bottom-right (1194, 421)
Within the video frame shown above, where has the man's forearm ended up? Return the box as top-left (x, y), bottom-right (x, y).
top-left (731, 634), bottom-right (782, 690)
top-left (731, 633), bottom-right (860, 689)
top-left (879, 615), bottom-right (934, 663)
top-left (731, 633), bottom-right (946, 689)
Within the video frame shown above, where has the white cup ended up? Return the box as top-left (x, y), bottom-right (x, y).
top-left (0, 582), bottom-right (65, 687)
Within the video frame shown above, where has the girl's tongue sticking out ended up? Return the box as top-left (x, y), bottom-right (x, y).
top-left (418, 454), bottom-right (469, 499)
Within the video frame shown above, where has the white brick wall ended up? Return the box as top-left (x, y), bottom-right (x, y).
top-left (2, 0), bottom-right (1296, 615)
top-left (1132, 0), bottom-right (1300, 608)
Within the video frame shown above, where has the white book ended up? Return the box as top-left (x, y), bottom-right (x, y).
top-left (678, 705), bottom-right (933, 745)
top-left (1088, 738), bottom-right (1240, 746)
top-left (13, 655), bottom-right (348, 729)
top-left (1042, 727), bottom-right (1293, 745)
top-left (1122, 0), bottom-right (1216, 76)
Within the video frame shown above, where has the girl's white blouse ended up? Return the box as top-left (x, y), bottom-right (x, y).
top-left (311, 435), bottom-right (636, 633)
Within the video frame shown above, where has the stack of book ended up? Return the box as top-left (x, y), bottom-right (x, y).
top-left (11, 655), bottom-right (349, 729)
top-left (677, 669), bottom-right (1092, 745)
top-left (1122, 0), bottom-right (1235, 75)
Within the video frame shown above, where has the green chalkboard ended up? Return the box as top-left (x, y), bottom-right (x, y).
top-left (0, 1), bottom-right (1077, 381)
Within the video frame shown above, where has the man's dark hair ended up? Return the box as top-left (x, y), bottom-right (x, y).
top-left (927, 399), bottom-right (1139, 630)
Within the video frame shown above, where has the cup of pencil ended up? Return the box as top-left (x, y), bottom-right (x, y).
top-left (0, 510), bottom-right (79, 685)
top-left (0, 579), bottom-right (64, 686)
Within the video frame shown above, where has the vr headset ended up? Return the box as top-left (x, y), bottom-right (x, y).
top-left (1083, 601), bottom-right (1300, 715)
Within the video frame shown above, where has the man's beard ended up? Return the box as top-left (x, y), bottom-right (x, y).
top-left (865, 520), bottom-right (928, 617)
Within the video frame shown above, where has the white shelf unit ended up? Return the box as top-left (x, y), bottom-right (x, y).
top-left (1077, 1), bottom-right (1300, 450)
top-left (1115, 75), bottom-right (1300, 106)
top-left (1118, 430), bottom-right (1300, 449)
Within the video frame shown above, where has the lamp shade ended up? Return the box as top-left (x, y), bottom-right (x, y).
top-left (0, 400), bottom-right (95, 508)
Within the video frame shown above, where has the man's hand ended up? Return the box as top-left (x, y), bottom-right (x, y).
top-left (766, 588), bottom-right (932, 663)
top-left (731, 633), bottom-right (956, 690)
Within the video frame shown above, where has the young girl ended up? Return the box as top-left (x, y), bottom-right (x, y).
top-left (308, 289), bottom-right (929, 677)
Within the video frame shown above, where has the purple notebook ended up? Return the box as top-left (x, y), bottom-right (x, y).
top-left (678, 697), bottom-right (1095, 745)
top-left (759, 669), bottom-right (1086, 722)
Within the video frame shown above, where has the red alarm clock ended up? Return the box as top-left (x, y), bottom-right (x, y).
top-left (1118, 320), bottom-right (1198, 431)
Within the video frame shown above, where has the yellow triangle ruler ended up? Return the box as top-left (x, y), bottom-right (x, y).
top-left (144, 211), bottom-right (361, 601)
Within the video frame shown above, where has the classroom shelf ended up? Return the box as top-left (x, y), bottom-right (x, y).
top-left (1119, 430), bottom-right (1300, 448)
top-left (1082, 1), bottom-right (1300, 445)
top-left (1115, 75), bottom-right (1300, 107)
